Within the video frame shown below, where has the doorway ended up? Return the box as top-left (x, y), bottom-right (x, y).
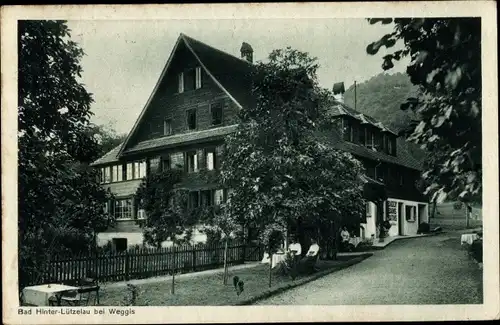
top-left (398, 202), bottom-right (404, 235)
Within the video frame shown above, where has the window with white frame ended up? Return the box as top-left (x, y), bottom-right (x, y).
top-left (210, 103), bottom-right (223, 126)
top-left (132, 161), bottom-right (146, 179)
top-left (215, 189), bottom-right (224, 205)
top-left (126, 163), bottom-right (133, 180)
top-left (178, 72), bottom-right (184, 93)
top-left (163, 119), bottom-right (172, 136)
top-left (405, 205), bottom-right (416, 222)
top-left (205, 149), bottom-right (216, 171)
top-left (114, 198), bottom-right (133, 220)
top-left (186, 151), bottom-right (198, 173)
top-left (104, 166), bottom-right (111, 183)
top-left (112, 165), bottom-right (123, 182)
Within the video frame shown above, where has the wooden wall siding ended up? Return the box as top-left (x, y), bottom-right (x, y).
top-left (103, 220), bottom-right (143, 233)
top-left (103, 180), bottom-right (143, 198)
top-left (130, 43), bottom-right (240, 146)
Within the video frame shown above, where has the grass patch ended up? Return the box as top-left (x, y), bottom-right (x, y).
top-left (98, 255), bottom-right (369, 306)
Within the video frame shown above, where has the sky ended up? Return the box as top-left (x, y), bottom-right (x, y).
top-left (67, 19), bottom-right (408, 135)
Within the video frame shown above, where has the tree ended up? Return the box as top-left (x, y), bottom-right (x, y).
top-left (135, 169), bottom-right (198, 293)
top-left (343, 72), bottom-right (420, 133)
top-left (366, 18), bottom-right (481, 203)
top-left (88, 123), bottom-right (127, 156)
top-left (18, 20), bottom-right (113, 288)
top-left (220, 48), bottom-right (365, 264)
top-left (201, 204), bottom-right (239, 285)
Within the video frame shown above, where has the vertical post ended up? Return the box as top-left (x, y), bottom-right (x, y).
top-left (268, 253), bottom-right (272, 288)
top-left (192, 245), bottom-right (197, 272)
top-left (125, 250), bottom-right (130, 281)
top-left (354, 80), bottom-right (357, 110)
top-left (171, 245), bottom-right (176, 295)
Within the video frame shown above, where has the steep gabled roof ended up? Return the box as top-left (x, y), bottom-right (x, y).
top-left (315, 127), bottom-right (423, 171)
top-left (326, 100), bottom-right (398, 136)
top-left (117, 33), bottom-right (254, 157)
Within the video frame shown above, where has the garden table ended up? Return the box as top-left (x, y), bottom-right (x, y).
top-left (261, 251), bottom-right (286, 268)
top-left (22, 284), bottom-right (78, 306)
top-left (461, 233), bottom-right (479, 245)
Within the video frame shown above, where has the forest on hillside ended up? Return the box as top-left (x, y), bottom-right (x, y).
top-left (343, 72), bottom-right (420, 134)
top-left (343, 72), bottom-right (427, 162)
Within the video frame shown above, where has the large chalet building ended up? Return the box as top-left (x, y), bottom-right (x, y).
top-left (91, 33), bottom-right (429, 250)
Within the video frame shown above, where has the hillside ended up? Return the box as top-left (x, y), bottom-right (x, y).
top-left (343, 72), bottom-right (428, 164)
top-left (343, 72), bottom-right (420, 134)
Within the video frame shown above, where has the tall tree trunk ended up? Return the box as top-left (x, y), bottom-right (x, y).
top-left (223, 238), bottom-right (229, 285)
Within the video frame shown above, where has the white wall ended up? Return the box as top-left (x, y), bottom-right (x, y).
top-left (384, 198), bottom-right (429, 236)
top-left (361, 202), bottom-right (377, 240)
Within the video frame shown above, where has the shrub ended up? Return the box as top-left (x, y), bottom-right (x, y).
top-left (417, 222), bottom-right (431, 234)
top-left (122, 283), bottom-right (139, 306)
top-left (273, 252), bottom-right (295, 278)
top-left (469, 239), bottom-right (482, 263)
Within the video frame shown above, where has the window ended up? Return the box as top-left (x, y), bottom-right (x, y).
top-left (195, 67), bottom-right (202, 89)
top-left (100, 168), bottom-right (105, 183)
top-left (387, 136), bottom-right (392, 155)
top-left (210, 103), bottom-right (223, 126)
top-left (137, 209), bottom-right (146, 219)
top-left (358, 126), bottom-right (366, 144)
top-left (126, 163), bottom-right (133, 180)
top-left (343, 118), bottom-right (352, 141)
top-left (215, 189), bottom-right (224, 205)
top-left (205, 149), bottom-right (216, 170)
top-left (374, 132), bottom-right (383, 151)
top-left (112, 238), bottom-right (128, 252)
top-left (184, 68), bottom-right (196, 92)
top-left (133, 161), bottom-right (146, 179)
top-left (189, 191), bottom-right (200, 209)
top-left (391, 137), bottom-right (397, 156)
top-left (104, 166), bottom-right (111, 183)
top-left (201, 190), bottom-right (215, 207)
top-left (112, 165), bottom-right (123, 182)
top-left (186, 151), bottom-right (198, 173)
top-left (405, 205), bottom-right (416, 222)
top-left (103, 201), bottom-right (109, 214)
top-left (114, 198), bottom-right (133, 220)
top-left (365, 128), bottom-right (373, 147)
top-left (186, 108), bottom-right (197, 130)
top-left (170, 152), bottom-right (184, 170)
top-left (163, 119), bottom-right (172, 136)
top-left (178, 72), bottom-right (184, 93)
top-left (161, 156), bottom-right (170, 172)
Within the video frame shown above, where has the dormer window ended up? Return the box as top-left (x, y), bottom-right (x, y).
top-left (210, 103), bottom-right (223, 126)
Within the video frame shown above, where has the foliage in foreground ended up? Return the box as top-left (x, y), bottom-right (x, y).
top-left (18, 20), bottom-right (113, 288)
top-left (367, 18), bottom-right (481, 204)
top-left (220, 47), bottom-right (365, 253)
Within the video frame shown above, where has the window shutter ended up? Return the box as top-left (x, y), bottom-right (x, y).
top-left (178, 72), bottom-right (184, 93)
top-left (195, 67), bottom-right (202, 89)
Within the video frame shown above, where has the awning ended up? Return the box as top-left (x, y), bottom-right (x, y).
top-left (360, 174), bottom-right (388, 202)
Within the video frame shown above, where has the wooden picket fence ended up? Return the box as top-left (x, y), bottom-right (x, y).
top-left (29, 240), bottom-right (263, 286)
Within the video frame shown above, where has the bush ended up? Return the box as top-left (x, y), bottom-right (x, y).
top-left (417, 222), bottom-right (430, 234)
top-left (469, 239), bottom-right (482, 263)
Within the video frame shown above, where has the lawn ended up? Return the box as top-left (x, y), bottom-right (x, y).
top-left (98, 254), bottom-right (370, 306)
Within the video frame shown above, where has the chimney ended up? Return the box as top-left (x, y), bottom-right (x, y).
top-left (240, 42), bottom-right (253, 63)
top-left (332, 82), bottom-right (345, 103)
